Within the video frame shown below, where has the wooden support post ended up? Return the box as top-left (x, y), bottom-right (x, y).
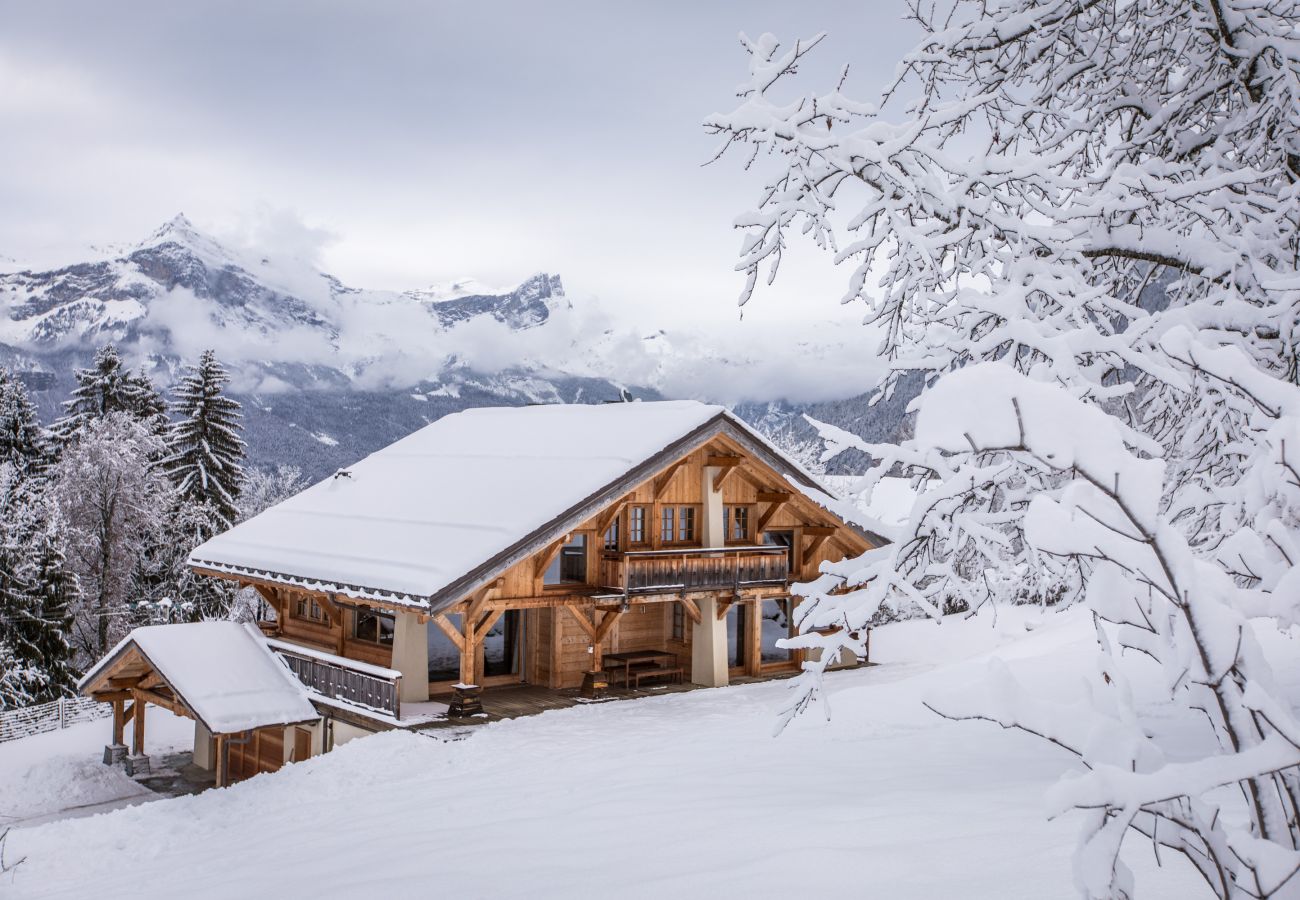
top-left (215, 734), bottom-right (227, 788)
top-left (112, 699), bottom-right (126, 746)
top-left (460, 620), bottom-right (478, 686)
top-left (131, 689), bottom-right (146, 755)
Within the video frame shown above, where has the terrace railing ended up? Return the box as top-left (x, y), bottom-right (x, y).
top-left (603, 546), bottom-right (789, 595)
top-left (266, 638), bottom-right (402, 719)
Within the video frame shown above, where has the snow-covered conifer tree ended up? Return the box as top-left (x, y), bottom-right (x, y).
top-left (17, 508), bottom-right (80, 699)
top-left (162, 349), bottom-right (246, 529)
top-left (0, 368), bottom-right (47, 479)
top-left (51, 344), bottom-right (168, 445)
top-left (708, 3), bottom-right (1300, 897)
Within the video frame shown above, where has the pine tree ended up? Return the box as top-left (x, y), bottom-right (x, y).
top-left (51, 344), bottom-right (168, 446)
top-left (18, 509), bottom-right (80, 699)
top-left (0, 368), bottom-right (47, 479)
top-left (162, 350), bottom-right (246, 529)
top-left (0, 467), bottom-right (46, 703)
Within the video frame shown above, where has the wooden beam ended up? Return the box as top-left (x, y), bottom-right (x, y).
top-left (433, 614), bottom-right (466, 653)
top-left (91, 690), bottom-right (133, 703)
top-left (756, 491), bottom-right (791, 533)
top-left (802, 534), bottom-right (830, 568)
top-left (652, 459), bottom-right (687, 500)
top-left (534, 537), bottom-right (566, 579)
top-left (707, 455), bottom-right (743, 492)
top-left (473, 609), bottom-right (505, 644)
top-left (677, 597), bottom-right (702, 625)
top-left (594, 497), bottom-right (630, 539)
top-left (801, 525), bottom-right (838, 537)
top-left (564, 605), bottom-right (599, 641)
top-left (716, 598), bottom-right (736, 621)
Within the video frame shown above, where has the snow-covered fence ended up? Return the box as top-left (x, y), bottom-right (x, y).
top-left (0, 697), bottom-right (110, 744)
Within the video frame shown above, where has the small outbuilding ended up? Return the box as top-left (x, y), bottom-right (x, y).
top-left (79, 621), bottom-right (320, 785)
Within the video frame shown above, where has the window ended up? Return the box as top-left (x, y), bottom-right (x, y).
top-left (628, 506), bottom-right (646, 545)
top-left (294, 595), bottom-right (327, 623)
top-left (544, 534), bottom-right (588, 585)
top-left (353, 606), bottom-right (395, 646)
top-left (677, 506), bottom-right (696, 542)
top-left (672, 602), bottom-right (685, 641)
top-left (603, 516), bottom-right (619, 552)
top-left (660, 506), bottom-right (675, 544)
top-left (728, 506), bottom-right (750, 543)
top-left (660, 506), bottom-right (699, 544)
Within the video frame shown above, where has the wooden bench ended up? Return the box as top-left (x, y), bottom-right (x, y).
top-left (631, 666), bottom-right (683, 689)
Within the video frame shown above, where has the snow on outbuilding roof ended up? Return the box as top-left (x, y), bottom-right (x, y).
top-left (189, 400), bottom-right (873, 611)
top-left (79, 621), bottom-right (319, 735)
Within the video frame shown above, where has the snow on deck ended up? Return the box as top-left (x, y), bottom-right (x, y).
top-left (81, 622), bottom-right (319, 735)
top-left (190, 401), bottom-right (730, 605)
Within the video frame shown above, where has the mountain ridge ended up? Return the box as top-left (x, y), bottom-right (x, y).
top-left (1, 216), bottom-right (907, 479)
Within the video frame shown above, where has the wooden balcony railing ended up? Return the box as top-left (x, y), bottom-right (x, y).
top-left (266, 638), bottom-right (403, 719)
top-left (601, 546), bottom-right (789, 595)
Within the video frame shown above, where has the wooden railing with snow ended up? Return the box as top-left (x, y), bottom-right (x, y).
top-left (266, 639), bottom-right (402, 720)
top-left (601, 546), bottom-right (789, 595)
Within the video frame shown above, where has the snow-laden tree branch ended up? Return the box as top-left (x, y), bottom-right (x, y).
top-left (708, 2), bottom-right (1300, 897)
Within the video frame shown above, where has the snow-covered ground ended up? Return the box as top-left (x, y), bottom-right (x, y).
top-left (0, 708), bottom-right (193, 830)
top-left (4, 607), bottom-right (1258, 899)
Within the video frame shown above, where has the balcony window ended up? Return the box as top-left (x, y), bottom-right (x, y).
top-left (660, 507), bottom-right (675, 544)
top-left (353, 606), bottom-right (395, 646)
top-left (659, 505), bottom-right (699, 545)
top-left (544, 534), bottom-right (588, 585)
top-left (678, 507), bottom-right (696, 542)
top-left (603, 516), bottom-right (619, 552)
top-left (628, 506), bottom-right (647, 545)
top-left (727, 506), bottom-right (750, 542)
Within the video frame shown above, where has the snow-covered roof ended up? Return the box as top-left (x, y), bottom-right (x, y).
top-left (190, 400), bottom-right (878, 611)
top-left (79, 622), bottom-right (319, 734)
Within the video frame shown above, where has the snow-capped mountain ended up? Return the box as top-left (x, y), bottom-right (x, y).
top-left (1, 215), bottom-right (908, 478)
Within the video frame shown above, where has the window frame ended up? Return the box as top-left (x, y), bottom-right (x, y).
top-left (293, 595), bottom-right (328, 624)
top-left (725, 505), bottom-right (753, 545)
top-left (627, 505), bottom-right (648, 547)
top-left (352, 605), bottom-right (395, 646)
top-left (658, 504), bottom-right (702, 547)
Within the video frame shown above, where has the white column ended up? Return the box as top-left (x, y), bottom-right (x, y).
top-left (691, 465), bottom-right (730, 687)
top-left (192, 721), bottom-right (214, 770)
top-left (392, 611), bottom-right (430, 703)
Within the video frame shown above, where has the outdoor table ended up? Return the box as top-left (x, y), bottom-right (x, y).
top-left (603, 649), bottom-right (676, 687)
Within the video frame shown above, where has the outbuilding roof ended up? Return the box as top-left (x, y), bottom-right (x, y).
top-left (79, 621), bottom-right (319, 735)
top-left (189, 400), bottom-right (878, 612)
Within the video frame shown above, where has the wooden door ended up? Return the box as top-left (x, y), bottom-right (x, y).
top-left (292, 727), bottom-right (312, 762)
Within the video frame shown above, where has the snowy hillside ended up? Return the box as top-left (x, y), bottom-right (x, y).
top-left (2, 606), bottom-right (1237, 899)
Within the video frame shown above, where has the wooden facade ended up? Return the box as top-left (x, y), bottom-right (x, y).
top-left (202, 430), bottom-right (877, 705)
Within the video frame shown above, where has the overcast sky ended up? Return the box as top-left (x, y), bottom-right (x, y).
top-left (0, 2), bottom-right (918, 328)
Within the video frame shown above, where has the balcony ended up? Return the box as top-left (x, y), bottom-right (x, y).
top-left (266, 637), bottom-right (403, 719)
top-left (600, 546), bottom-right (789, 596)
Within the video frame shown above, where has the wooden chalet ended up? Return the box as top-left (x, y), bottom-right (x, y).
top-left (82, 401), bottom-right (882, 784)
